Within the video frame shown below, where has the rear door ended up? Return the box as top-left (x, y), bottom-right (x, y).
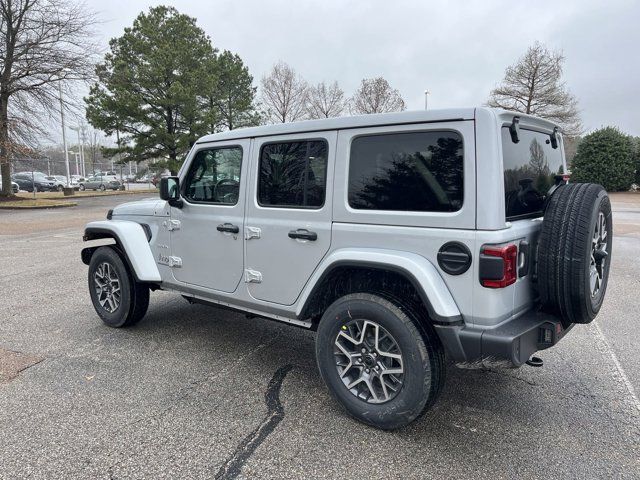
top-left (332, 122), bottom-right (477, 321)
top-left (244, 132), bottom-right (336, 305)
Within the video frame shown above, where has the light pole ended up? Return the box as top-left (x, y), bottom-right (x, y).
top-left (424, 90), bottom-right (430, 110)
top-left (80, 127), bottom-right (87, 177)
top-left (70, 125), bottom-right (86, 178)
top-left (69, 150), bottom-right (79, 175)
top-left (59, 83), bottom-right (71, 187)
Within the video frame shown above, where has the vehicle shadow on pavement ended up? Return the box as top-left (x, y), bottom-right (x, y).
top-left (78, 296), bottom-right (637, 479)
top-left (131, 297), bottom-right (614, 433)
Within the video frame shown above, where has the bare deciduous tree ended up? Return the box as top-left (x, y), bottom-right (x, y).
top-left (85, 128), bottom-right (103, 175)
top-left (0, 0), bottom-right (96, 196)
top-left (306, 81), bottom-right (345, 119)
top-left (487, 42), bottom-right (582, 137)
top-left (349, 77), bottom-right (406, 115)
top-left (260, 61), bottom-right (308, 124)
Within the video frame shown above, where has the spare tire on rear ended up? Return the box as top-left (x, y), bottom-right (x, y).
top-left (537, 183), bottom-right (612, 325)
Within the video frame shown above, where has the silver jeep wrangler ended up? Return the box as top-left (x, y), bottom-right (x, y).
top-left (82, 108), bottom-right (612, 429)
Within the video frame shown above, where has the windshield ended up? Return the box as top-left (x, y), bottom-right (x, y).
top-left (502, 127), bottom-right (564, 220)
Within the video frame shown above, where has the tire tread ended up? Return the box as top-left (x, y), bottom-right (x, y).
top-left (538, 183), bottom-right (611, 325)
top-left (316, 292), bottom-right (445, 429)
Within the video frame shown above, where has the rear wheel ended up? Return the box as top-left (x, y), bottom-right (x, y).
top-left (99, 184), bottom-right (106, 191)
top-left (538, 183), bottom-right (612, 325)
top-left (88, 246), bottom-right (149, 327)
top-left (79, 184), bottom-right (85, 191)
top-left (316, 293), bottom-right (445, 430)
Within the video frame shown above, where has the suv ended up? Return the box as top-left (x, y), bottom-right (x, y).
top-left (45, 175), bottom-right (67, 191)
top-left (78, 175), bottom-right (123, 191)
top-left (81, 108), bottom-right (612, 429)
top-left (12, 172), bottom-right (56, 192)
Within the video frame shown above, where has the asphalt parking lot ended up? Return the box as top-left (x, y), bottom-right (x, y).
top-left (1, 193), bottom-right (639, 479)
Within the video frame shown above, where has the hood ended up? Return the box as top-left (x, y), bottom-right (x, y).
top-left (112, 197), bottom-right (168, 217)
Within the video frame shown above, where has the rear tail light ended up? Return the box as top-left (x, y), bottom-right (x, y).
top-left (479, 244), bottom-right (518, 288)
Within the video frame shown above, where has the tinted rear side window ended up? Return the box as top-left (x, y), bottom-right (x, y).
top-left (258, 140), bottom-right (327, 208)
top-left (502, 127), bottom-right (564, 220)
top-left (348, 131), bottom-right (464, 212)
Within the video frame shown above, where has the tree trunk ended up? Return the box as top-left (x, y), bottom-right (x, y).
top-left (0, 161), bottom-right (11, 197)
top-left (0, 94), bottom-right (12, 197)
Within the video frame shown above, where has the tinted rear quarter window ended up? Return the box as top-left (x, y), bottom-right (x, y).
top-left (348, 131), bottom-right (464, 212)
top-left (502, 127), bottom-right (564, 220)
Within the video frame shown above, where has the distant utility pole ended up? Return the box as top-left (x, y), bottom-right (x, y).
top-left (71, 151), bottom-right (79, 175)
top-left (80, 126), bottom-right (86, 177)
top-left (59, 83), bottom-right (71, 186)
top-left (424, 90), bottom-right (430, 110)
top-left (70, 125), bottom-right (86, 178)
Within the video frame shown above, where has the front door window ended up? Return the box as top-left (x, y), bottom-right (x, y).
top-left (182, 146), bottom-right (243, 205)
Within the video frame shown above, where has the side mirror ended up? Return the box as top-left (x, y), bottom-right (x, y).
top-left (159, 176), bottom-right (182, 208)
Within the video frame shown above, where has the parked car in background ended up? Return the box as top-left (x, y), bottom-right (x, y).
top-left (0, 176), bottom-right (20, 193)
top-left (95, 170), bottom-right (119, 181)
top-left (71, 175), bottom-right (84, 189)
top-left (45, 176), bottom-right (66, 191)
top-left (51, 175), bottom-right (83, 190)
top-left (54, 175), bottom-right (71, 187)
top-left (11, 172), bottom-right (56, 192)
top-left (78, 175), bottom-right (123, 191)
top-left (70, 178), bottom-right (80, 189)
top-left (151, 171), bottom-right (170, 186)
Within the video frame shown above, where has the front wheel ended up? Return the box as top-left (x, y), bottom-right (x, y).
top-left (88, 246), bottom-right (149, 327)
top-left (79, 184), bottom-right (85, 191)
top-left (316, 293), bottom-right (445, 430)
top-left (99, 184), bottom-right (106, 191)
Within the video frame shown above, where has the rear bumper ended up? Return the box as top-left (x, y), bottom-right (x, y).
top-left (434, 309), bottom-right (573, 368)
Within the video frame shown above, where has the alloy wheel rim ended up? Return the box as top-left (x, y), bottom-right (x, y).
top-left (94, 262), bottom-right (121, 313)
top-left (334, 319), bottom-right (404, 404)
top-left (589, 211), bottom-right (608, 298)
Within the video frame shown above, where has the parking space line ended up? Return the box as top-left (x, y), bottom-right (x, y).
top-left (591, 320), bottom-right (640, 413)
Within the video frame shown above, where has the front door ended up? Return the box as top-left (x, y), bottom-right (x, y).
top-left (245, 132), bottom-right (336, 305)
top-left (170, 140), bottom-right (249, 293)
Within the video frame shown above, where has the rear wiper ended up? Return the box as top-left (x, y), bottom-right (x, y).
top-left (549, 127), bottom-right (559, 149)
top-left (509, 116), bottom-right (520, 143)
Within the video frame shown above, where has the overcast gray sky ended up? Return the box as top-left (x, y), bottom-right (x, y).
top-left (85, 0), bottom-right (640, 135)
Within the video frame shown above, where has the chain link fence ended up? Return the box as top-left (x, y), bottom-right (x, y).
top-left (4, 156), bottom-right (168, 193)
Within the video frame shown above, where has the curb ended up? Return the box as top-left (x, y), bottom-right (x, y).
top-left (16, 190), bottom-right (157, 201)
top-left (62, 190), bottom-right (157, 200)
top-left (0, 202), bottom-right (78, 210)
